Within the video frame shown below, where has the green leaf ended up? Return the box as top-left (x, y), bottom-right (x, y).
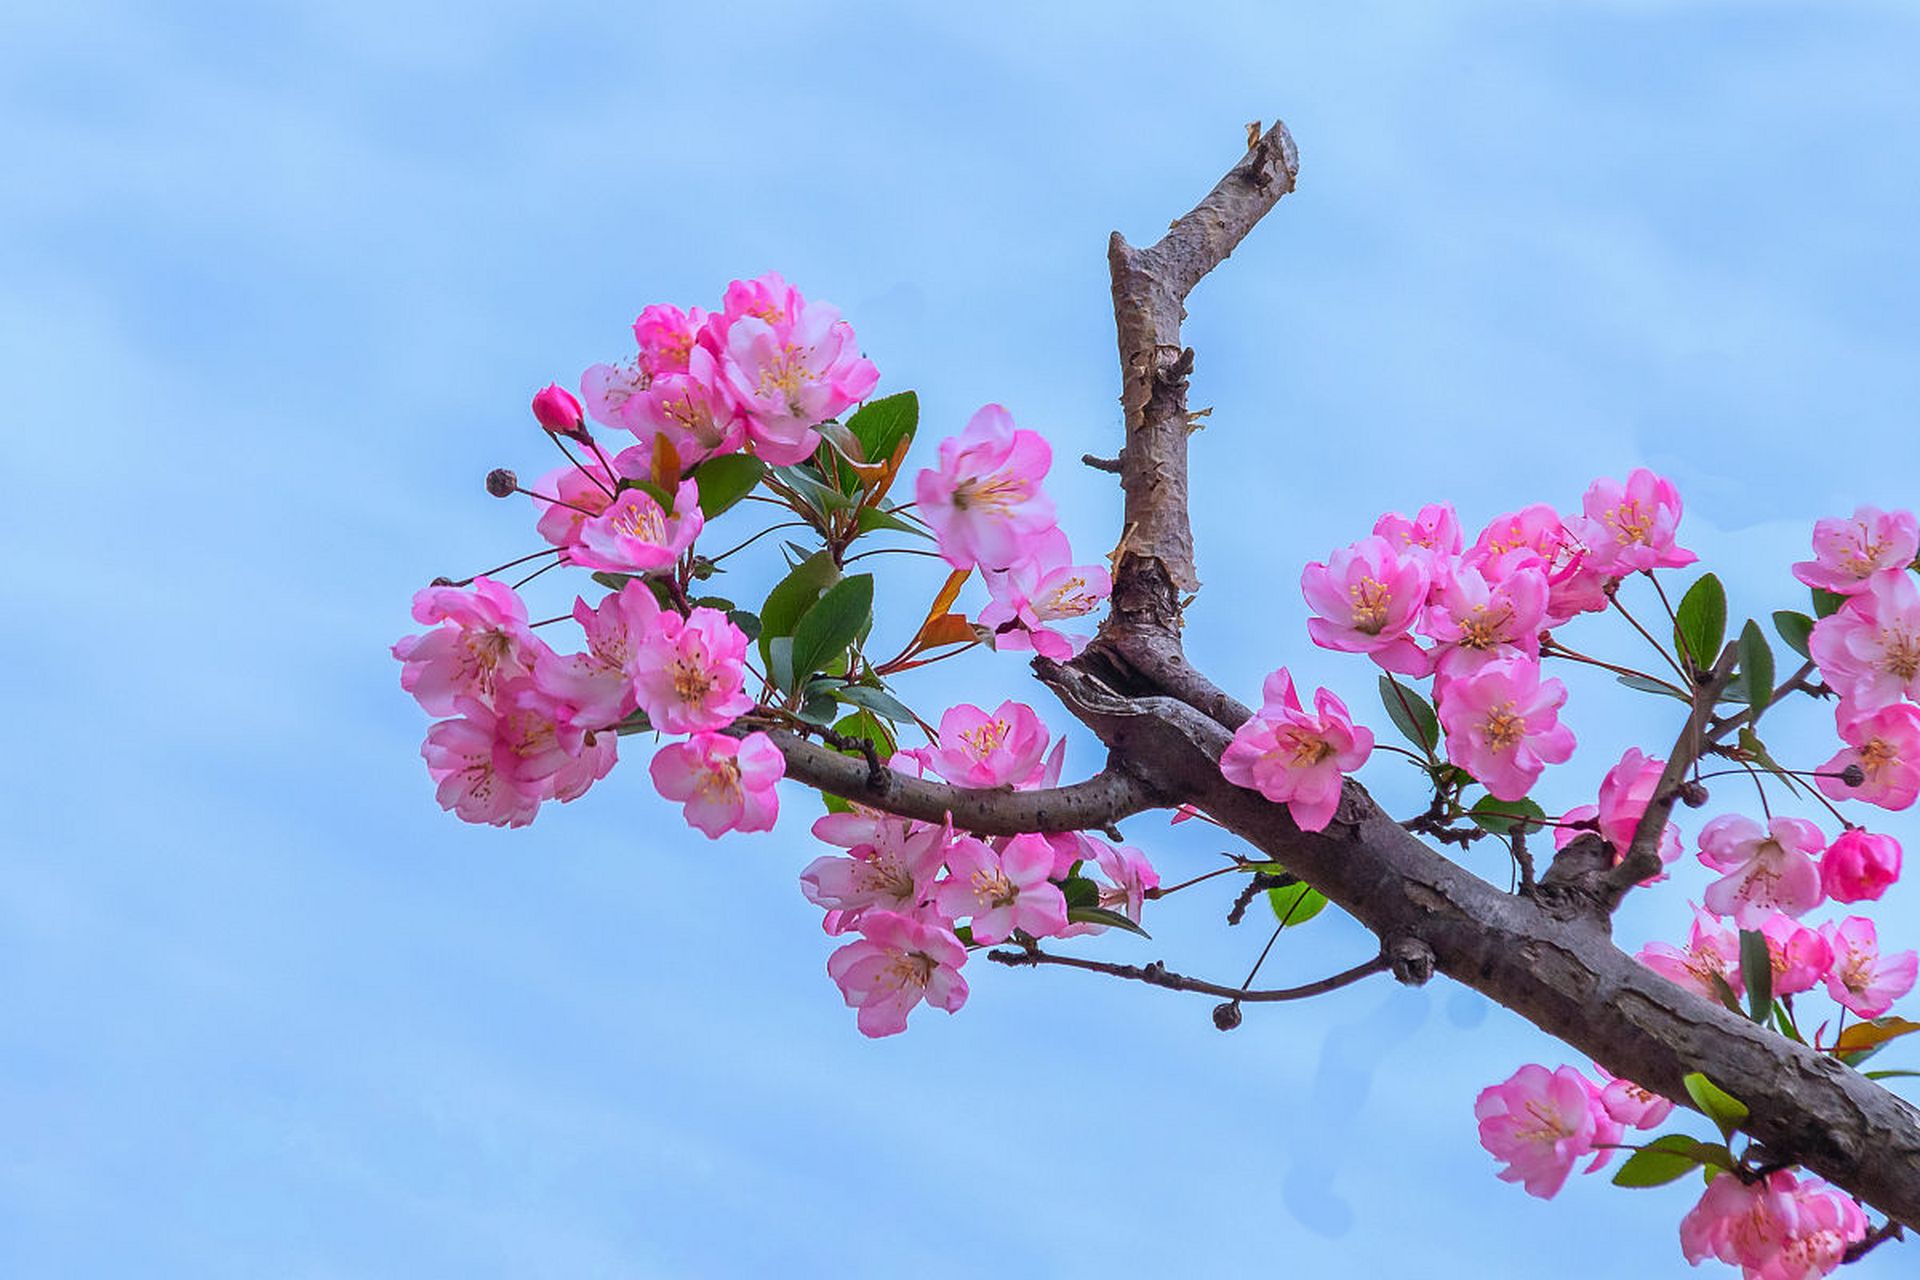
top-left (797, 687), bottom-right (839, 725)
top-left (691, 454), bottom-right (767, 519)
top-left (1611, 1135), bottom-right (1712, 1189)
top-left (787, 574), bottom-right (875, 688)
top-left (832, 682), bottom-right (917, 724)
top-left (1267, 881), bottom-right (1329, 928)
top-left (1060, 875), bottom-right (1100, 911)
top-left (727, 609), bottom-right (763, 641)
top-left (616, 475), bottom-right (676, 510)
top-left (1810, 586), bottom-right (1849, 619)
top-left (1682, 1072), bottom-right (1749, 1139)
top-left (756, 551), bottom-right (839, 671)
top-left (609, 709), bottom-right (653, 736)
top-left (1738, 620), bottom-right (1776, 727)
top-left (767, 636), bottom-right (795, 693)
top-left (1772, 610), bottom-right (1815, 660)
top-left (1469, 795), bottom-right (1547, 836)
top-left (1772, 1001), bottom-right (1805, 1044)
top-left (772, 464), bottom-right (855, 515)
top-left (1066, 905), bottom-right (1151, 938)
top-left (1739, 929), bottom-right (1773, 1024)
top-left (828, 710), bottom-right (895, 762)
top-left (1737, 727), bottom-right (1805, 798)
top-left (1864, 1069), bottom-right (1920, 1081)
top-left (854, 505), bottom-right (933, 539)
top-left (1616, 673), bottom-right (1690, 702)
top-left (1674, 573), bottom-right (1728, 671)
top-left (1706, 970), bottom-right (1745, 1016)
top-left (1377, 676), bottom-right (1439, 755)
top-left (846, 390), bottom-right (918, 466)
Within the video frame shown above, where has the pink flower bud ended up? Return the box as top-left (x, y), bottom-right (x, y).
top-left (1823, 828), bottom-right (1903, 903)
top-left (531, 383), bottom-right (588, 441)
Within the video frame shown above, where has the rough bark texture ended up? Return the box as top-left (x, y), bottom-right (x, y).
top-left (773, 120), bottom-right (1920, 1231)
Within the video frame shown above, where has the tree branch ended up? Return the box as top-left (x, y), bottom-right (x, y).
top-left (766, 730), bottom-right (1161, 836)
top-left (987, 945), bottom-right (1389, 1003)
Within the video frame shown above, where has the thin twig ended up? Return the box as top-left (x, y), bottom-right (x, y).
top-left (986, 947), bottom-right (1389, 1004)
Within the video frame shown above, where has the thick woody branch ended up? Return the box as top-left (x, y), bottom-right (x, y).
top-left (1035, 659), bottom-right (1920, 1231)
top-left (1100, 122), bottom-right (1299, 649)
top-left (767, 730), bottom-right (1160, 836)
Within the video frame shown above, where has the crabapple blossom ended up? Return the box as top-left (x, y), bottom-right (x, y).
top-left (632, 303), bottom-right (706, 378)
top-left (1637, 907), bottom-right (1745, 1000)
top-left (1681, 1171), bottom-right (1803, 1274)
top-left (394, 576), bottom-right (547, 716)
top-left (1436, 658), bottom-right (1575, 802)
top-left (1592, 1065), bottom-right (1674, 1130)
top-left (1467, 503), bottom-right (1609, 622)
top-left (1758, 1180), bottom-right (1870, 1280)
top-left (718, 280), bottom-right (879, 464)
top-left (1569, 467), bottom-right (1696, 576)
top-left (1697, 815), bottom-right (1827, 927)
top-left (421, 701), bottom-right (542, 829)
top-left (913, 403), bottom-right (1057, 571)
top-left (633, 346), bottom-right (749, 462)
top-left (631, 606), bottom-right (754, 734)
top-left (1821, 828), bottom-right (1902, 903)
top-left (927, 700), bottom-right (1050, 789)
top-left (579, 359), bottom-right (650, 433)
top-left (1758, 912), bottom-right (1835, 997)
top-left (1473, 1063), bottom-right (1605, 1199)
top-left (717, 271), bottom-right (803, 330)
top-left (1372, 502), bottom-right (1462, 573)
top-left (1300, 535), bottom-right (1431, 675)
top-left (531, 583), bottom-right (663, 729)
top-left (800, 815), bottom-right (952, 935)
top-left (529, 449), bottom-right (649, 552)
top-left (1808, 572), bottom-right (1920, 713)
top-left (572, 479), bottom-right (704, 574)
top-left (1819, 916), bottom-right (1919, 1019)
top-left (933, 833), bottom-right (1068, 944)
top-left (649, 731), bottom-right (784, 838)
top-left (1218, 667), bottom-right (1373, 832)
top-left (1085, 839), bottom-right (1159, 927)
top-left (1817, 702), bottom-right (1920, 811)
top-left (1420, 554), bottom-right (1550, 679)
top-left (531, 382), bottom-right (588, 441)
top-left (1792, 506), bottom-right (1920, 596)
top-left (825, 908), bottom-right (969, 1039)
top-left (977, 528), bottom-right (1112, 659)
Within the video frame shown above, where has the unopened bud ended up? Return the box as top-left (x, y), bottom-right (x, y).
top-left (485, 468), bottom-right (518, 498)
top-left (531, 383), bottom-right (588, 441)
top-left (429, 575), bottom-right (455, 587)
top-left (1679, 780), bottom-right (1710, 808)
top-left (1211, 1001), bottom-right (1243, 1032)
top-left (1841, 763), bottom-right (1867, 789)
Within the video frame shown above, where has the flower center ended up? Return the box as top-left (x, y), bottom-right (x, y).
top-left (1347, 575), bottom-right (1393, 634)
top-left (1481, 702), bottom-right (1526, 752)
top-left (969, 866), bottom-right (1019, 909)
top-left (959, 718), bottom-right (1009, 758)
top-left (1605, 499), bottom-right (1654, 546)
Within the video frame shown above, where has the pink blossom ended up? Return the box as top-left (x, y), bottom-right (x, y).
top-left (632, 303), bottom-right (707, 378)
top-left (913, 404), bottom-right (1057, 571)
top-left (1300, 535), bottom-right (1432, 675)
top-left (423, 681), bottom-right (616, 827)
top-left (1819, 916), bottom-right (1918, 1018)
top-left (529, 449), bottom-right (650, 553)
top-left (531, 382), bottom-right (588, 441)
top-left (1808, 572), bottom-right (1920, 712)
top-left (1436, 658), bottom-right (1575, 802)
top-left (649, 731), bottom-right (784, 838)
top-left (718, 284), bottom-right (879, 465)
top-left (632, 345), bottom-right (749, 462)
top-left (1759, 912), bottom-right (1835, 997)
top-left (531, 583), bottom-right (663, 729)
top-left (1755, 1180), bottom-right (1870, 1280)
top-left (933, 833), bottom-right (1069, 944)
top-left (580, 359), bottom-right (650, 433)
top-left (1473, 1063), bottom-right (1604, 1199)
top-left (1420, 555), bottom-right (1550, 679)
top-left (1218, 668), bottom-right (1373, 832)
top-left (393, 576), bottom-right (546, 716)
top-left (1569, 468), bottom-right (1696, 576)
top-left (800, 816), bottom-right (951, 935)
top-left (1468, 504), bottom-right (1609, 622)
top-left (421, 701), bottom-right (542, 828)
top-left (1792, 506), bottom-right (1920, 596)
top-left (825, 908), bottom-right (969, 1038)
top-left (1638, 907), bottom-right (1745, 1001)
top-left (572, 479), bottom-right (704, 574)
top-left (1817, 702), bottom-right (1920, 811)
top-left (1681, 1171), bottom-right (1802, 1274)
top-left (631, 606), bottom-right (755, 734)
top-left (977, 528), bottom-right (1112, 660)
top-left (1698, 815), bottom-right (1827, 927)
top-left (1592, 1065), bottom-right (1674, 1130)
top-left (718, 271), bottom-right (804, 330)
top-left (1821, 828), bottom-right (1902, 903)
top-left (1087, 839), bottom-right (1159, 926)
top-left (927, 700), bottom-right (1050, 789)
top-left (1372, 502), bottom-right (1462, 573)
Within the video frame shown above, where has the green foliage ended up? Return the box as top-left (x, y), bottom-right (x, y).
top-left (1377, 676), bottom-right (1439, 756)
top-left (1674, 573), bottom-right (1727, 671)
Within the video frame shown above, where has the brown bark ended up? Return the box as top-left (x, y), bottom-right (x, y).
top-left (773, 120), bottom-right (1920, 1232)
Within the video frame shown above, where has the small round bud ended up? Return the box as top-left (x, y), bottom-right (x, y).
top-left (485, 468), bottom-right (518, 498)
top-left (531, 382), bottom-right (587, 440)
top-left (1679, 780), bottom-right (1710, 808)
top-left (429, 576), bottom-right (455, 587)
top-left (1841, 763), bottom-right (1867, 789)
top-left (1211, 1000), bottom-right (1243, 1032)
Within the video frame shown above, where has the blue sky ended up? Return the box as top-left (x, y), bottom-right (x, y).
top-left (5, 1), bottom-right (1919, 1275)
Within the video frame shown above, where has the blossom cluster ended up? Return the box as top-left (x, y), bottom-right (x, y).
top-left (801, 700), bottom-right (1157, 1036)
